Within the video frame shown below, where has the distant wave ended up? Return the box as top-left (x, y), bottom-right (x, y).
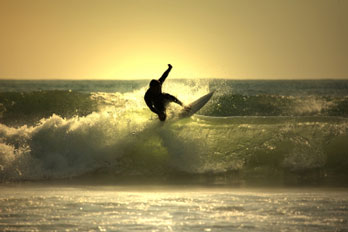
top-left (201, 94), bottom-right (348, 117)
top-left (0, 91), bottom-right (98, 126)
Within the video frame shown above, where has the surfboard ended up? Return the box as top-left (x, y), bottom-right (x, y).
top-left (178, 90), bottom-right (215, 118)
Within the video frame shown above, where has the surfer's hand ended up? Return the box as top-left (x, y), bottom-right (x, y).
top-left (183, 106), bottom-right (191, 112)
top-left (168, 64), bottom-right (172, 68)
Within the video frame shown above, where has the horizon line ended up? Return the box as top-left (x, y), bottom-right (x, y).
top-left (1, 77), bottom-right (348, 81)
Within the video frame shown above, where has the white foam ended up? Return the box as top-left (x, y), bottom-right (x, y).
top-left (0, 82), bottom-right (210, 180)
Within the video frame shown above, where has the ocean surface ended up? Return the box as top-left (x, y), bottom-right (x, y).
top-left (1, 79), bottom-right (348, 231)
top-left (1, 185), bottom-right (347, 232)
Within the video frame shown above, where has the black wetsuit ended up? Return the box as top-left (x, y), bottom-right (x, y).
top-left (144, 65), bottom-right (183, 120)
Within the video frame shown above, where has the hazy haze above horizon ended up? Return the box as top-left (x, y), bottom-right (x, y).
top-left (0, 0), bottom-right (347, 80)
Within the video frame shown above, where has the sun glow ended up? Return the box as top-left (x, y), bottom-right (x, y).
top-left (103, 53), bottom-right (205, 80)
top-left (1, 0), bottom-right (347, 79)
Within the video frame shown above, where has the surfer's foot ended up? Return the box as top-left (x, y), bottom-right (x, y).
top-left (158, 112), bottom-right (166, 121)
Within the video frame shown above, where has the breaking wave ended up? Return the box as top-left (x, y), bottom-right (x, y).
top-left (1, 80), bottom-right (348, 186)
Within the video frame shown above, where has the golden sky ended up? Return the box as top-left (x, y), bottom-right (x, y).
top-left (0, 0), bottom-right (347, 79)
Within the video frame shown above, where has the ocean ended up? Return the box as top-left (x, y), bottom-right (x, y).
top-left (1, 79), bottom-right (348, 231)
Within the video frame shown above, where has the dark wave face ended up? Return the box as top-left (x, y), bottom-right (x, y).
top-left (201, 94), bottom-right (348, 117)
top-left (0, 79), bottom-right (348, 186)
top-left (0, 91), bottom-right (98, 126)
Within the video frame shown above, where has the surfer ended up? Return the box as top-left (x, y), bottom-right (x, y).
top-left (144, 64), bottom-right (188, 121)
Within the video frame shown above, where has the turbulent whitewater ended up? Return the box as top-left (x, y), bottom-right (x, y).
top-left (1, 80), bottom-right (348, 185)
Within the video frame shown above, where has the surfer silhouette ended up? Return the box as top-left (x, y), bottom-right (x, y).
top-left (144, 64), bottom-right (187, 121)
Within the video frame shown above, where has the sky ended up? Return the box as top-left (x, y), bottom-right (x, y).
top-left (0, 0), bottom-right (347, 80)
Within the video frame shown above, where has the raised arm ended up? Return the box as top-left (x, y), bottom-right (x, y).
top-left (158, 64), bottom-right (172, 84)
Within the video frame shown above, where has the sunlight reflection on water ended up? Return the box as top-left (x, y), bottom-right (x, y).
top-left (0, 185), bottom-right (348, 231)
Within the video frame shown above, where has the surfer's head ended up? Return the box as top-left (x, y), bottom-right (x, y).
top-left (149, 79), bottom-right (161, 93)
top-left (150, 79), bottom-right (160, 87)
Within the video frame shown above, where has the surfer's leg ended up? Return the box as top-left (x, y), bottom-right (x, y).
top-left (158, 111), bottom-right (166, 121)
top-left (152, 101), bottom-right (166, 121)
